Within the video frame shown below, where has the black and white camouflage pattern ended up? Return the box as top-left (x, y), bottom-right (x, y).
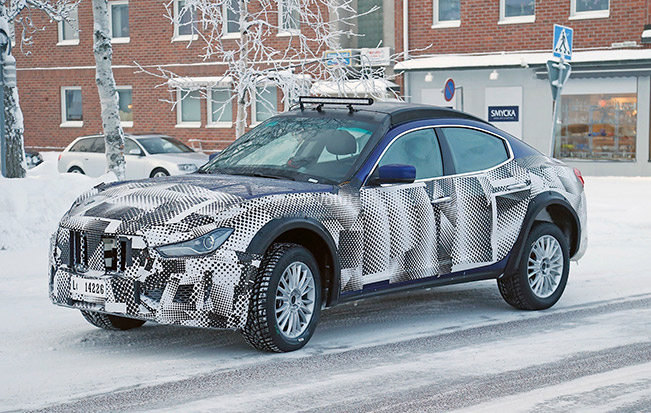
top-left (49, 154), bottom-right (587, 330)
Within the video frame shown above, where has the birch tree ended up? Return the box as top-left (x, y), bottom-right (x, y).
top-left (143, 0), bottom-right (400, 140)
top-left (0, 0), bottom-right (79, 178)
top-left (91, 0), bottom-right (125, 180)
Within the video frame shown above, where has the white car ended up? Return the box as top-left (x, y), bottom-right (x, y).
top-left (58, 134), bottom-right (210, 179)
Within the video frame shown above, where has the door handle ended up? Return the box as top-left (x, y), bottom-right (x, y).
top-left (431, 196), bottom-right (452, 205)
top-left (506, 183), bottom-right (529, 191)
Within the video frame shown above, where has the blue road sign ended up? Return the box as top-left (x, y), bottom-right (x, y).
top-left (443, 78), bottom-right (455, 102)
top-left (553, 24), bottom-right (573, 61)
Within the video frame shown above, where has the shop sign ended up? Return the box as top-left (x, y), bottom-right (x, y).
top-left (360, 47), bottom-right (391, 66)
top-left (488, 106), bottom-right (519, 122)
top-left (325, 50), bottom-right (352, 67)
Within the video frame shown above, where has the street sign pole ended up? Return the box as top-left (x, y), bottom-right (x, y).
top-left (548, 24), bottom-right (574, 158)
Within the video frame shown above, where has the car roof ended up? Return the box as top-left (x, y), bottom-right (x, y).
top-left (74, 134), bottom-right (171, 140)
top-left (290, 101), bottom-right (489, 128)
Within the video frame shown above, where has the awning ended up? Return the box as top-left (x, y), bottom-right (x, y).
top-left (167, 76), bottom-right (233, 89)
top-left (642, 29), bottom-right (651, 44)
top-left (310, 78), bottom-right (399, 97)
top-left (395, 49), bottom-right (651, 71)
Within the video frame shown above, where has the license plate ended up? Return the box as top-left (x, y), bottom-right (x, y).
top-left (70, 276), bottom-right (107, 299)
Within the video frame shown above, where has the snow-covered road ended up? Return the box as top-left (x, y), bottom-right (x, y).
top-left (1, 160), bottom-right (650, 412)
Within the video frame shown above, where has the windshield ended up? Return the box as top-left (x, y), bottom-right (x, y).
top-left (137, 136), bottom-right (194, 154)
top-left (201, 116), bottom-right (380, 183)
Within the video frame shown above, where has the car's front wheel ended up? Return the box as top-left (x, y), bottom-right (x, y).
top-left (497, 222), bottom-right (570, 310)
top-left (150, 168), bottom-right (170, 178)
top-left (80, 310), bottom-right (146, 331)
top-left (242, 243), bottom-right (322, 352)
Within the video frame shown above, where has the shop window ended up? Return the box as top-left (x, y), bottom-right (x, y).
top-left (279, 0), bottom-right (300, 33)
top-left (110, 1), bottom-right (129, 42)
top-left (254, 86), bottom-right (278, 123)
top-left (177, 89), bottom-right (202, 127)
top-left (557, 93), bottom-right (637, 161)
top-left (433, 0), bottom-right (460, 28)
top-left (117, 87), bottom-right (133, 126)
top-left (58, 6), bottom-right (79, 45)
top-left (571, 0), bottom-right (609, 19)
top-left (61, 87), bottom-right (83, 127)
top-left (208, 88), bottom-right (233, 127)
top-left (500, 0), bottom-right (535, 24)
top-left (223, 0), bottom-right (240, 36)
top-left (174, 0), bottom-right (197, 40)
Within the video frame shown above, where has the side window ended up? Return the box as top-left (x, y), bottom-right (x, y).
top-left (439, 127), bottom-right (509, 174)
top-left (69, 138), bottom-right (93, 152)
top-left (125, 139), bottom-right (142, 155)
top-left (90, 137), bottom-right (106, 153)
top-left (378, 128), bottom-right (443, 180)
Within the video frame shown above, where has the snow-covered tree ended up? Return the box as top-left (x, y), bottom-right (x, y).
top-left (0, 0), bottom-right (79, 178)
top-left (143, 0), bottom-right (400, 139)
top-left (91, 0), bottom-right (125, 180)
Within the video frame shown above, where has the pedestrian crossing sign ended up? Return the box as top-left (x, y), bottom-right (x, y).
top-left (553, 24), bottom-right (573, 61)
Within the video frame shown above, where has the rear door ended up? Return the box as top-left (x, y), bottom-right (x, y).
top-left (435, 126), bottom-right (528, 271)
top-left (85, 137), bottom-right (107, 177)
top-left (124, 138), bottom-right (148, 179)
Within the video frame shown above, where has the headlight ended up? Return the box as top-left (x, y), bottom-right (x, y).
top-left (178, 164), bottom-right (198, 172)
top-left (156, 228), bottom-right (233, 258)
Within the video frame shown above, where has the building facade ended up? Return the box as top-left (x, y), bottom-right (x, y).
top-left (395, 0), bottom-right (651, 175)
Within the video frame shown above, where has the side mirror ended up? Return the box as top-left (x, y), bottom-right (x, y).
top-left (129, 148), bottom-right (143, 156)
top-left (369, 164), bottom-right (416, 185)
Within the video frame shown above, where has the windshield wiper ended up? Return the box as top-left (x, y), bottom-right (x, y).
top-left (250, 172), bottom-right (295, 181)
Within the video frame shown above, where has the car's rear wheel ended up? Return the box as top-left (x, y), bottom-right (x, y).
top-left (80, 310), bottom-right (146, 331)
top-left (150, 168), bottom-right (169, 178)
top-left (242, 243), bottom-right (321, 352)
top-left (497, 222), bottom-right (570, 310)
top-left (68, 166), bottom-right (85, 174)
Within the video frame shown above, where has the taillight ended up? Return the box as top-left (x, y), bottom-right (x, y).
top-left (58, 153), bottom-right (62, 162)
top-left (573, 168), bottom-right (584, 187)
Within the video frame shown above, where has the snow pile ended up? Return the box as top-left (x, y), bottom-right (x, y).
top-left (0, 153), bottom-right (116, 251)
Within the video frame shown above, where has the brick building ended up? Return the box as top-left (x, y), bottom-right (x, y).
top-left (395, 0), bottom-right (651, 175)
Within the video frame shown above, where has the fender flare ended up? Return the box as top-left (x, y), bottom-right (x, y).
top-left (245, 217), bottom-right (341, 306)
top-left (504, 191), bottom-right (581, 277)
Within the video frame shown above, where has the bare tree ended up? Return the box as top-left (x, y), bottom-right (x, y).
top-left (142, 0), bottom-right (403, 140)
top-left (91, 0), bottom-right (125, 180)
top-left (0, 0), bottom-right (79, 178)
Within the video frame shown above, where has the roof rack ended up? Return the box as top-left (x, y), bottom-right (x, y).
top-left (298, 96), bottom-right (374, 113)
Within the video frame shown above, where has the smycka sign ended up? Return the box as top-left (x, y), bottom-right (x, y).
top-left (488, 106), bottom-right (519, 122)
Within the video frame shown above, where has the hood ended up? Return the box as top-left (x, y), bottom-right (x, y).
top-left (62, 174), bottom-right (335, 235)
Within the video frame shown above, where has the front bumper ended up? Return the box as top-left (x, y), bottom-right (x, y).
top-left (49, 228), bottom-right (259, 330)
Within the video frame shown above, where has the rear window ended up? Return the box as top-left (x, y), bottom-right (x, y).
top-left (69, 138), bottom-right (95, 153)
top-left (439, 127), bottom-right (509, 174)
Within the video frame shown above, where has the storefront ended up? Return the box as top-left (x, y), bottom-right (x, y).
top-left (397, 49), bottom-right (651, 176)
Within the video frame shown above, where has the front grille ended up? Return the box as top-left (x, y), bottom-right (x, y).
top-left (173, 285), bottom-right (195, 304)
top-left (65, 230), bottom-right (132, 273)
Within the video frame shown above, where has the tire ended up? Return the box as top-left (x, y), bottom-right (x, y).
top-left (68, 166), bottom-right (85, 175)
top-left (497, 222), bottom-right (570, 310)
top-left (80, 310), bottom-right (146, 331)
top-left (150, 168), bottom-right (170, 178)
top-left (242, 243), bottom-right (322, 352)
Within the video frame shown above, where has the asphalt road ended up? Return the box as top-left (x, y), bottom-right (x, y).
top-left (32, 283), bottom-right (651, 413)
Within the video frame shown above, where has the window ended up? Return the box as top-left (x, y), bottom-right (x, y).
top-left (279, 0), bottom-right (300, 33)
top-left (253, 86), bottom-right (278, 123)
top-left (207, 88), bottom-right (233, 127)
top-left (58, 6), bottom-right (79, 45)
top-left (357, 0), bottom-right (383, 48)
top-left (70, 138), bottom-right (95, 152)
top-left (125, 138), bottom-right (143, 156)
top-left (378, 128), bottom-right (443, 180)
top-left (223, 0), bottom-right (240, 36)
top-left (61, 87), bottom-right (83, 127)
top-left (439, 127), bottom-right (509, 174)
top-left (571, 0), bottom-right (609, 19)
top-left (177, 89), bottom-right (201, 127)
top-left (9, 21), bottom-right (15, 46)
top-left (174, 0), bottom-right (197, 40)
top-left (433, 0), bottom-right (460, 28)
top-left (499, 0), bottom-right (535, 24)
top-left (109, 1), bottom-right (129, 42)
top-left (90, 137), bottom-right (106, 153)
top-left (557, 93), bottom-right (636, 161)
top-left (117, 87), bottom-right (133, 127)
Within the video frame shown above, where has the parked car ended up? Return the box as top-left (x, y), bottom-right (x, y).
top-left (49, 98), bottom-right (587, 352)
top-left (25, 149), bottom-right (44, 169)
top-left (57, 134), bottom-right (209, 179)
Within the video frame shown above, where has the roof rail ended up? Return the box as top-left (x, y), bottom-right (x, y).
top-left (298, 96), bottom-right (374, 113)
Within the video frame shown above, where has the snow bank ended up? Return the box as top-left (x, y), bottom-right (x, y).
top-left (0, 152), bottom-right (116, 251)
